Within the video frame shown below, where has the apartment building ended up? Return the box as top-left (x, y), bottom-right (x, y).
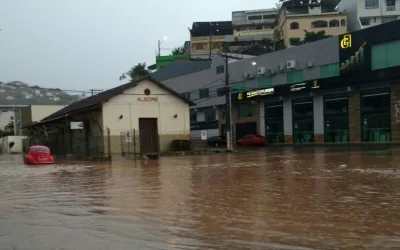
top-left (190, 21), bottom-right (234, 60)
top-left (275, 0), bottom-right (348, 48)
top-left (338, 0), bottom-right (400, 31)
top-left (232, 8), bottom-right (278, 42)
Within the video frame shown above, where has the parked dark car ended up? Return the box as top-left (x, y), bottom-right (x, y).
top-left (206, 136), bottom-right (227, 147)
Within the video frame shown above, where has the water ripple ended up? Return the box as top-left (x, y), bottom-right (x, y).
top-left (1, 150), bottom-right (400, 249)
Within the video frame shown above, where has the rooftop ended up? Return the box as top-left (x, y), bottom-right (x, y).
top-left (151, 60), bottom-right (211, 82)
top-left (232, 8), bottom-right (278, 14)
top-left (37, 75), bottom-right (195, 124)
top-left (190, 21), bottom-right (233, 37)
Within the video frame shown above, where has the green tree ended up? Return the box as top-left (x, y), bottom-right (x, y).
top-left (0, 120), bottom-right (14, 137)
top-left (22, 122), bottom-right (43, 137)
top-left (119, 63), bottom-right (150, 81)
top-left (170, 46), bottom-right (186, 55)
top-left (239, 38), bottom-right (273, 56)
top-left (301, 30), bottom-right (332, 44)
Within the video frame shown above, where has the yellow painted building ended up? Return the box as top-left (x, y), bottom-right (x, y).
top-left (190, 35), bottom-right (225, 58)
top-left (276, 2), bottom-right (348, 48)
top-left (189, 21), bottom-right (233, 59)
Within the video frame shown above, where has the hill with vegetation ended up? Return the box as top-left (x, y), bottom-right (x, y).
top-left (0, 81), bottom-right (86, 105)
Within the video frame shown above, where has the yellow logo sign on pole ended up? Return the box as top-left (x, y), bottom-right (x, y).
top-left (237, 92), bottom-right (243, 100)
top-left (312, 80), bottom-right (319, 88)
top-left (340, 34), bottom-right (352, 49)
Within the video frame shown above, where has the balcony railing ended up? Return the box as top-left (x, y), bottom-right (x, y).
top-left (234, 29), bottom-right (274, 37)
top-left (233, 19), bottom-right (276, 26)
top-left (386, 5), bottom-right (397, 11)
top-left (190, 48), bottom-right (221, 55)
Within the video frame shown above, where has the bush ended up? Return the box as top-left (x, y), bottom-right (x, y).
top-left (171, 140), bottom-right (191, 151)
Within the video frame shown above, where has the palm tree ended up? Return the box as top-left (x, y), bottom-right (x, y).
top-left (170, 46), bottom-right (186, 55)
top-left (120, 63), bottom-right (150, 81)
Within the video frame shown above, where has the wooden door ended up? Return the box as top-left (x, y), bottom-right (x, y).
top-left (138, 118), bottom-right (159, 154)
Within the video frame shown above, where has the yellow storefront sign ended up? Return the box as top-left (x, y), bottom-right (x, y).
top-left (340, 34), bottom-right (352, 49)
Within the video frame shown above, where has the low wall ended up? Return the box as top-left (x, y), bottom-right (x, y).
top-left (0, 136), bottom-right (27, 154)
top-left (106, 133), bottom-right (191, 155)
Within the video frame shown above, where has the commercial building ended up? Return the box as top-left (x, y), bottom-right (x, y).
top-left (23, 76), bottom-right (193, 157)
top-left (163, 19), bottom-right (400, 145)
top-left (232, 8), bottom-right (277, 42)
top-left (338, 0), bottom-right (400, 31)
top-left (162, 57), bottom-right (227, 141)
top-left (231, 19), bottom-right (400, 144)
top-left (190, 21), bottom-right (234, 59)
top-left (275, 0), bottom-right (348, 48)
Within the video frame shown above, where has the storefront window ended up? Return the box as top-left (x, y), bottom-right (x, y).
top-left (265, 102), bottom-right (284, 143)
top-left (361, 89), bottom-right (391, 142)
top-left (324, 95), bottom-right (349, 143)
top-left (292, 99), bottom-right (314, 144)
top-left (190, 110), bottom-right (197, 123)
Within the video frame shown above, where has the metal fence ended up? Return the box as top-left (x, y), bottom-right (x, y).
top-left (22, 131), bottom-right (110, 158)
top-left (119, 129), bottom-right (192, 155)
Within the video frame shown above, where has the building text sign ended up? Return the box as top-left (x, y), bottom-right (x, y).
top-left (340, 34), bottom-right (352, 49)
top-left (247, 88), bottom-right (274, 98)
top-left (137, 97), bottom-right (158, 102)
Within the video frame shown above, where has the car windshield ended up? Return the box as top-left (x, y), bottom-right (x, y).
top-left (32, 147), bottom-right (50, 153)
top-left (243, 135), bottom-right (254, 139)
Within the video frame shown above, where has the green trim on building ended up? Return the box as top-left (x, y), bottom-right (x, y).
top-left (287, 70), bottom-right (304, 84)
top-left (232, 81), bottom-right (246, 93)
top-left (372, 39), bottom-right (400, 70)
top-left (156, 54), bottom-right (190, 69)
top-left (258, 76), bottom-right (273, 88)
top-left (320, 63), bottom-right (339, 78)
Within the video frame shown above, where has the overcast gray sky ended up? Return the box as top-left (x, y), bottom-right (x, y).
top-left (0, 0), bottom-right (276, 91)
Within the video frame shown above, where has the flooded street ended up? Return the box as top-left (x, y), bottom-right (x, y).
top-left (1, 147), bottom-right (400, 250)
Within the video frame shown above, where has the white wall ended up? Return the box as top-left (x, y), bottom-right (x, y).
top-left (30, 105), bottom-right (66, 122)
top-left (190, 129), bottom-right (219, 139)
top-left (358, 0), bottom-right (400, 17)
top-left (338, 0), bottom-right (362, 31)
top-left (0, 136), bottom-right (27, 154)
top-left (0, 111), bottom-right (14, 130)
top-left (102, 79), bottom-right (190, 137)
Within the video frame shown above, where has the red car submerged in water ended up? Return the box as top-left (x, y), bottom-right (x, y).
top-left (24, 145), bottom-right (54, 164)
top-left (236, 134), bottom-right (266, 146)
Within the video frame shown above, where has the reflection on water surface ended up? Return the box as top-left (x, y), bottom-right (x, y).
top-left (0, 147), bottom-right (400, 249)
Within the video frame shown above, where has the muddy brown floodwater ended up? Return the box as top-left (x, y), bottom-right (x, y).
top-left (1, 147), bottom-right (400, 249)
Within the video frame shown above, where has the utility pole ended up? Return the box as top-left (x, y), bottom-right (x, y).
top-left (219, 52), bottom-right (246, 151)
top-left (158, 40), bottom-right (161, 56)
top-left (209, 22), bottom-right (213, 61)
top-left (224, 53), bottom-right (233, 151)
